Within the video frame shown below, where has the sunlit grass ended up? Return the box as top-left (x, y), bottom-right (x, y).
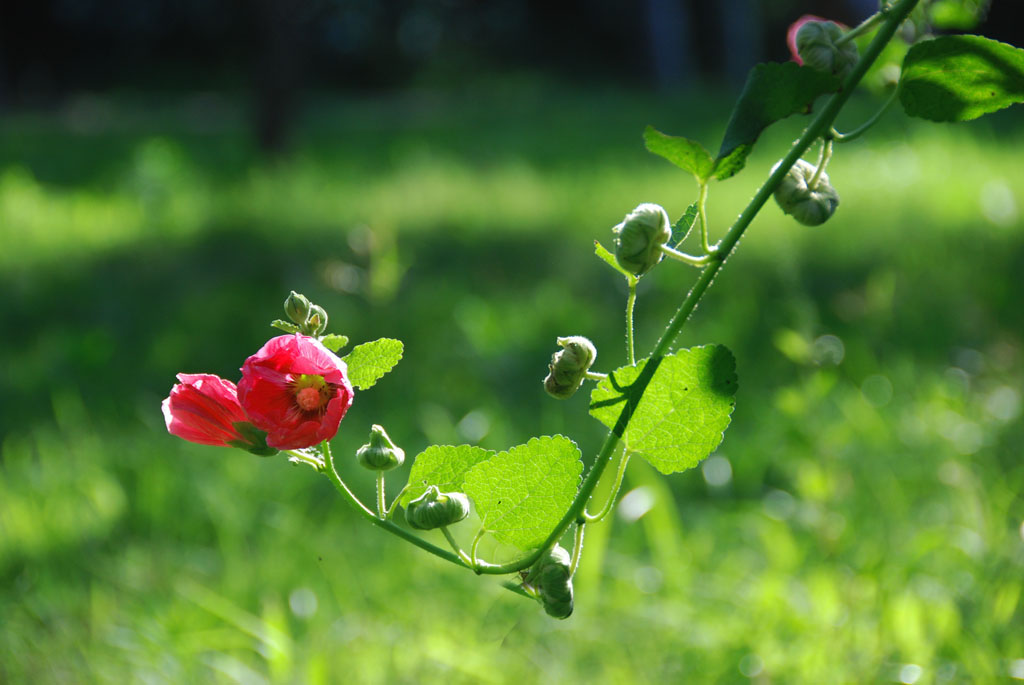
top-left (1, 89), bottom-right (1022, 683)
top-left (2, 91), bottom-right (1021, 270)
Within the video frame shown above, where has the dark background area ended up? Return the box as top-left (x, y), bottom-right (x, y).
top-left (2, 0), bottom-right (1018, 152)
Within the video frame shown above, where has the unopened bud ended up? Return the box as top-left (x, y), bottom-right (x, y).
top-left (613, 203), bottom-right (671, 276)
top-left (356, 424), bottom-right (405, 471)
top-left (306, 304), bottom-right (329, 336)
top-left (284, 291), bottom-right (312, 326)
top-left (405, 485), bottom-right (471, 530)
top-left (796, 20), bottom-right (859, 82)
top-left (544, 336), bottom-right (597, 400)
top-left (773, 159), bottom-right (839, 226)
top-left (526, 545), bottom-right (574, 619)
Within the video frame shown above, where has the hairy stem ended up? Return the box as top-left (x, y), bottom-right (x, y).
top-left (384, 485), bottom-right (408, 520)
top-left (830, 87), bottom-right (899, 143)
top-left (626, 278), bottom-right (637, 366)
top-left (569, 523), bottom-right (585, 576)
top-left (501, 581), bottom-right (535, 599)
top-left (659, 244), bottom-right (716, 266)
top-left (834, 6), bottom-right (888, 46)
top-left (697, 182), bottom-right (715, 254)
top-left (376, 473), bottom-right (386, 519)
top-left (583, 449), bottom-right (631, 523)
top-left (470, 0), bottom-right (919, 577)
top-left (284, 449), bottom-right (324, 470)
top-left (470, 527), bottom-right (486, 571)
top-left (809, 138), bottom-right (833, 189)
top-left (441, 527), bottom-right (473, 566)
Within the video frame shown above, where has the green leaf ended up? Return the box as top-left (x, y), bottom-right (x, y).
top-left (898, 35), bottom-right (1024, 122)
top-left (271, 319), bottom-right (300, 333)
top-left (589, 345), bottom-right (738, 475)
top-left (594, 240), bottom-right (637, 282)
top-left (671, 202), bottom-right (699, 247)
top-left (342, 338), bottom-right (404, 390)
top-left (320, 334), bottom-right (350, 353)
top-left (400, 444), bottom-right (494, 508)
top-left (643, 126), bottom-right (714, 183)
top-left (714, 62), bottom-right (839, 180)
top-left (462, 435), bottom-right (583, 550)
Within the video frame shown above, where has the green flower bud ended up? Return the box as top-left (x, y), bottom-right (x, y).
top-left (356, 424), bottom-right (405, 471)
top-left (405, 485), bottom-right (471, 530)
top-left (284, 291), bottom-right (312, 326)
top-left (613, 203), bottom-right (671, 276)
top-left (526, 545), bottom-right (574, 619)
top-left (543, 336), bottom-right (597, 400)
top-left (773, 159), bottom-right (840, 226)
top-left (306, 304), bottom-right (329, 336)
top-left (796, 20), bottom-right (859, 82)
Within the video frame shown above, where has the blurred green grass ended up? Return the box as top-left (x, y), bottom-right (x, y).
top-left (1, 85), bottom-right (1022, 683)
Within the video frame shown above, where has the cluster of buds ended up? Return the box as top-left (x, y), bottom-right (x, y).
top-left (544, 336), bottom-right (598, 399)
top-left (523, 544), bottom-right (574, 619)
top-left (773, 158), bottom-right (840, 226)
top-left (284, 291), bottom-right (330, 337)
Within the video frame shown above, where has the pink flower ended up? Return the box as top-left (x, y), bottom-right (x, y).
top-left (238, 334), bottom-right (355, 449)
top-left (787, 14), bottom-right (829, 64)
top-left (163, 374), bottom-right (275, 455)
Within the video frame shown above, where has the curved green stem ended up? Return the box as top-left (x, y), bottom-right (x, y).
top-left (501, 581), bottom-right (534, 599)
top-left (583, 449), bottom-right (631, 523)
top-left (469, 0), bottom-right (919, 578)
top-left (585, 371), bottom-right (609, 381)
top-left (320, 441), bottom-right (469, 569)
top-left (470, 526), bottom-right (487, 571)
top-left (808, 138), bottom-right (833, 190)
top-left (697, 182), bottom-right (715, 254)
top-left (320, 442), bottom-right (376, 518)
top-left (441, 527), bottom-right (473, 566)
top-left (284, 449), bottom-right (324, 471)
top-left (626, 278), bottom-right (637, 366)
top-left (569, 523), bottom-right (585, 577)
top-left (830, 88), bottom-right (899, 143)
top-left (659, 244), bottom-right (716, 267)
top-left (384, 485), bottom-right (408, 520)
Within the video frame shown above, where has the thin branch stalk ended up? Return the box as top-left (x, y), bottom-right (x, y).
top-left (376, 472), bottom-right (386, 519)
top-left (830, 87), bottom-right (899, 143)
top-left (809, 138), bottom-right (833, 189)
top-left (625, 278), bottom-right (637, 366)
top-left (583, 449), bottom-right (631, 523)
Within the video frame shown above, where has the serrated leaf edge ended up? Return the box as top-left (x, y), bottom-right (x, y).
top-left (343, 338), bottom-right (405, 390)
top-left (589, 345), bottom-right (738, 474)
top-left (463, 434), bottom-right (583, 545)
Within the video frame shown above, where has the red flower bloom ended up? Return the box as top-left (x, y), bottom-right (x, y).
top-left (163, 373), bottom-right (254, 447)
top-left (238, 334), bottom-right (355, 449)
top-left (787, 14), bottom-right (829, 64)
